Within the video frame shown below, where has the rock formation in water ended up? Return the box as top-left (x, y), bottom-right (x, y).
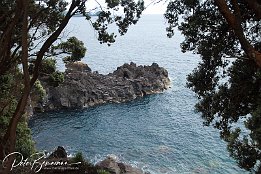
top-left (39, 62), bottom-right (170, 112)
top-left (96, 156), bottom-right (146, 174)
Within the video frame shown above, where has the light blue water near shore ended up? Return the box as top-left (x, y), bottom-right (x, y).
top-left (29, 15), bottom-right (247, 174)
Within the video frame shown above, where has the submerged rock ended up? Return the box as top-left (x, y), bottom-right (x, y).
top-left (41, 62), bottom-right (170, 111)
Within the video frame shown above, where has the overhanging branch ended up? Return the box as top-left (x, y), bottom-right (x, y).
top-left (214, 0), bottom-right (261, 67)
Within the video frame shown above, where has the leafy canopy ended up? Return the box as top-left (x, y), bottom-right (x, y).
top-left (52, 36), bottom-right (87, 63)
top-left (164, 0), bottom-right (261, 173)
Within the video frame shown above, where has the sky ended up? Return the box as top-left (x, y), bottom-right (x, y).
top-left (84, 0), bottom-right (168, 14)
top-left (143, 0), bottom-right (168, 14)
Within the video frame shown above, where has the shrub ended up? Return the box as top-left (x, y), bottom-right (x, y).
top-left (16, 120), bottom-right (35, 158)
top-left (0, 98), bottom-right (35, 159)
top-left (71, 152), bottom-right (85, 164)
top-left (97, 169), bottom-right (110, 174)
top-left (34, 80), bottom-right (46, 100)
top-left (0, 69), bottom-right (35, 163)
top-left (49, 71), bottom-right (64, 87)
top-left (40, 58), bottom-right (56, 75)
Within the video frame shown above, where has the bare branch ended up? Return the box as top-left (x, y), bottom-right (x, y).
top-left (94, 0), bottom-right (104, 11)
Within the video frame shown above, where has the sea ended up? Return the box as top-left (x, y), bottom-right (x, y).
top-left (29, 15), bottom-right (247, 174)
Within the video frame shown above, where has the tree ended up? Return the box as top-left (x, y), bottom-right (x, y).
top-left (164, 0), bottom-right (261, 173)
top-left (52, 36), bottom-right (87, 63)
top-left (0, 0), bottom-right (144, 173)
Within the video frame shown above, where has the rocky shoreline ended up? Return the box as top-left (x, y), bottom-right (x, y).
top-left (96, 155), bottom-right (147, 174)
top-left (12, 146), bottom-right (148, 174)
top-left (37, 62), bottom-right (170, 112)
top-left (27, 62), bottom-right (170, 173)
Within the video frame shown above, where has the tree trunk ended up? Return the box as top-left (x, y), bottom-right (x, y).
top-left (1, 92), bottom-right (31, 174)
top-left (0, 1), bottom-right (78, 173)
top-left (254, 50), bottom-right (261, 67)
top-left (214, 0), bottom-right (261, 67)
top-left (1, 0), bottom-right (29, 173)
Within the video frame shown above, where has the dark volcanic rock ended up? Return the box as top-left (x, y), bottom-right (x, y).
top-left (96, 157), bottom-right (144, 174)
top-left (42, 62), bottom-right (170, 111)
top-left (65, 61), bottom-right (92, 72)
top-left (48, 146), bottom-right (67, 159)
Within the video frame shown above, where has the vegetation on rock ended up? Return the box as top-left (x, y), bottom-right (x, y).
top-left (39, 58), bottom-right (57, 75)
top-left (43, 62), bottom-right (170, 111)
top-left (48, 71), bottom-right (65, 87)
top-left (34, 80), bottom-right (46, 101)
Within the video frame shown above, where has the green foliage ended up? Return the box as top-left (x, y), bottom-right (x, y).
top-left (0, 74), bottom-right (13, 96)
top-left (0, 73), bottom-right (19, 120)
top-left (0, 0), bottom-right (69, 75)
top-left (34, 80), bottom-right (46, 100)
top-left (71, 152), bottom-right (85, 164)
top-left (92, 0), bottom-right (144, 45)
top-left (52, 37), bottom-right (87, 63)
top-left (0, 114), bottom-right (35, 159)
top-left (49, 71), bottom-right (64, 87)
top-left (106, 0), bottom-right (120, 8)
top-left (164, 0), bottom-right (261, 172)
top-left (97, 169), bottom-right (110, 174)
top-left (247, 103), bottom-right (261, 149)
top-left (16, 120), bottom-right (35, 159)
top-left (0, 72), bottom-right (35, 158)
top-left (40, 58), bottom-right (57, 75)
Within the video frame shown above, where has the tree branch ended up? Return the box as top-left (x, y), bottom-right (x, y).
top-left (21, 0), bottom-right (30, 88)
top-left (214, 0), bottom-right (261, 67)
top-left (30, 1), bottom-right (79, 87)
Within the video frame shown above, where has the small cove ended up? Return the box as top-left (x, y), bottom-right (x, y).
top-left (29, 15), bottom-right (247, 174)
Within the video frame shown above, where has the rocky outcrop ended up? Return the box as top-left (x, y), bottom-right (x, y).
top-left (48, 146), bottom-right (67, 159)
top-left (96, 157), bottom-right (146, 174)
top-left (65, 61), bottom-right (92, 72)
top-left (41, 62), bottom-right (170, 111)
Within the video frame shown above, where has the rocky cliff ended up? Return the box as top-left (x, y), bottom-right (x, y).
top-left (41, 62), bottom-right (170, 111)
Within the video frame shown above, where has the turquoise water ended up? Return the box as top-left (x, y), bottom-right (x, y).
top-left (29, 15), bottom-right (247, 174)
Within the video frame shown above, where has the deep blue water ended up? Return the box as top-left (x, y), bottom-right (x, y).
top-left (29, 15), bottom-right (247, 174)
